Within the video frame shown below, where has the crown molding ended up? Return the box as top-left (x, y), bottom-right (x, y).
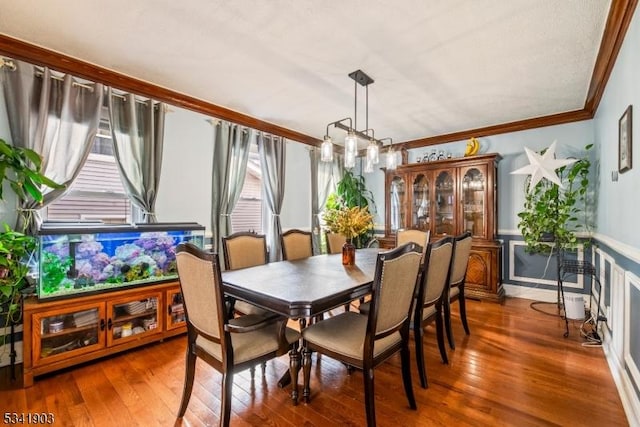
top-left (0, 0), bottom-right (636, 150)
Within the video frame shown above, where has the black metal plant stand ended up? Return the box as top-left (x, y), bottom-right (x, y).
top-left (557, 250), bottom-right (606, 339)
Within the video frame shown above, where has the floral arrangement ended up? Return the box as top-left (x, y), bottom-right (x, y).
top-left (323, 206), bottom-right (373, 240)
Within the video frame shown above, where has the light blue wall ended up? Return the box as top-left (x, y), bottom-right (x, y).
top-left (593, 8), bottom-right (640, 249)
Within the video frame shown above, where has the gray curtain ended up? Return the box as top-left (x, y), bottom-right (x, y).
top-left (1, 59), bottom-right (103, 234)
top-left (259, 133), bottom-right (286, 261)
top-left (210, 120), bottom-right (252, 252)
top-left (310, 148), bottom-right (335, 254)
top-left (108, 89), bottom-right (166, 223)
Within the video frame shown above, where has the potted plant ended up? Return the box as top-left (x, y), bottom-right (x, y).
top-left (517, 144), bottom-right (593, 255)
top-left (327, 170), bottom-right (377, 248)
top-left (0, 137), bottom-right (63, 348)
top-left (323, 205), bottom-right (373, 265)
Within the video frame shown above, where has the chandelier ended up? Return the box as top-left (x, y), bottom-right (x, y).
top-left (321, 69), bottom-right (397, 171)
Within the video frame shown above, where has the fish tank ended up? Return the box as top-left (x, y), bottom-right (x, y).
top-left (37, 222), bottom-right (205, 301)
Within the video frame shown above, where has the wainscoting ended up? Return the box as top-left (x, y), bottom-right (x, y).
top-left (500, 231), bottom-right (640, 424)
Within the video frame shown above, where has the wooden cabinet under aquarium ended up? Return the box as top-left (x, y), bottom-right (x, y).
top-left (21, 222), bottom-right (205, 386)
top-left (23, 282), bottom-right (185, 386)
top-left (380, 153), bottom-right (503, 301)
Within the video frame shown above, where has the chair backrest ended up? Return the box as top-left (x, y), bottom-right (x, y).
top-left (419, 236), bottom-right (454, 307)
top-left (222, 231), bottom-right (268, 270)
top-left (450, 232), bottom-right (472, 286)
top-left (281, 229), bottom-right (313, 260)
top-left (325, 232), bottom-right (346, 255)
top-left (369, 243), bottom-right (423, 336)
top-left (175, 243), bottom-right (226, 344)
top-left (396, 229), bottom-right (430, 259)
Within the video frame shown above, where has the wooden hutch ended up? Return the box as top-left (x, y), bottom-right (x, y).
top-left (379, 153), bottom-right (503, 301)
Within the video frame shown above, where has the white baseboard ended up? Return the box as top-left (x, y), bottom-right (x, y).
top-left (604, 338), bottom-right (640, 426)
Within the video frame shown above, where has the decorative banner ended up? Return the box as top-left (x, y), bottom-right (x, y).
top-left (510, 141), bottom-right (577, 191)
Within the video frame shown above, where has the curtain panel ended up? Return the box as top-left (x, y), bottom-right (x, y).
top-left (258, 133), bottom-right (286, 262)
top-left (309, 148), bottom-right (335, 254)
top-left (1, 59), bottom-right (103, 233)
top-left (108, 89), bottom-right (166, 224)
top-left (210, 120), bottom-right (252, 253)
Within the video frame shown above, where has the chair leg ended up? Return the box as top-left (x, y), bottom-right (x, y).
top-left (400, 337), bottom-right (417, 410)
top-left (414, 317), bottom-right (428, 389)
top-left (459, 285), bottom-right (470, 335)
top-left (177, 347), bottom-right (197, 417)
top-left (436, 305), bottom-right (448, 364)
top-left (363, 364), bottom-right (377, 427)
top-left (302, 346), bottom-right (312, 403)
top-left (444, 295), bottom-right (456, 350)
top-left (220, 371), bottom-right (234, 427)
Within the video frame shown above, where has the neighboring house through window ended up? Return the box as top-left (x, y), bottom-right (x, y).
top-left (231, 144), bottom-right (262, 234)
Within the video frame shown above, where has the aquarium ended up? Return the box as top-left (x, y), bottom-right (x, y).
top-left (37, 222), bottom-right (205, 300)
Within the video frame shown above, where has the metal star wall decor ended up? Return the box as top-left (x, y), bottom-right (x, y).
top-left (510, 141), bottom-right (577, 192)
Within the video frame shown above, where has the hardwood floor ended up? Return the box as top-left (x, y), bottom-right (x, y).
top-left (0, 297), bottom-right (629, 426)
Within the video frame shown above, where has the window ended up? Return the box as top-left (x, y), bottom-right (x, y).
top-left (230, 143), bottom-right (262, 234)
top-left (45, 106), bottom-right (132, 224)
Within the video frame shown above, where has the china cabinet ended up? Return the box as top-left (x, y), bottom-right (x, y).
top-left (22, 281), bottom-right (185, 386)
top-left (382, 153), bottom-right (503, 301)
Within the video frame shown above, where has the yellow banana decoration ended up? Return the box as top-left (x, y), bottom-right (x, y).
top-left (464, 137), bottom-right (480, 156)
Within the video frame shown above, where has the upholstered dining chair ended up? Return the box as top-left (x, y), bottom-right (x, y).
top-left (281, 229), bottom-right (314, 261)
top-left (396, 229), bottom-right (430, 260)
top-left (413, 236), bottom-right (455, 389)
top-left (301, 243), bottom-right (423, 427)
top-left (222, 231), bottom-right (272, 317)
top-left (325, 232), bottom-right (346, 255)
top-left (444, 232), bottom-right (473, 349)
top-left (358, 229), bottom-right (430, 316)
top-left (175, 242), bottom-right (300, 427)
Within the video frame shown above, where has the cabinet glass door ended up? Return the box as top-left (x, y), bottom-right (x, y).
top-left (435, 171), bottom-right (455, 235)
top-left (166, 288), bottom-right (186, 330)
top-left (461, 167), bottom-right (486, 238)
top-left (389, 176), bottom-right (406, 232)
top-left (108, 292), bottom-right (162, 345)
top-left (412, 173), bottom-right (430, 231)
top-left (33, 303), bottom-right (105, 366)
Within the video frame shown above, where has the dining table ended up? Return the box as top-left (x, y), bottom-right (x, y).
top-left (221, 248), bottom-right (381, 405)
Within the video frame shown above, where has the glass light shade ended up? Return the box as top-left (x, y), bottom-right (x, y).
top-left (344, 150), bottom-right (356, 169)
top-left (321, 136), bottom-right (333, 162)
top-left (386, 147), bottom-right (397, 170)
top-left (364, 156), bottom-right (374, 173)
top-left (344, 131), bottom-right (357, 155)
top-left (367, 140), bottom-right (379, 165)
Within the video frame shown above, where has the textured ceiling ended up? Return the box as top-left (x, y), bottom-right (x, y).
top-left (0, 0), bottom-right (611, 144)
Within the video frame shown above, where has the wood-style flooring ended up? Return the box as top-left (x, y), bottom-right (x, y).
top-left (0, 297), bottom-right (629, 426)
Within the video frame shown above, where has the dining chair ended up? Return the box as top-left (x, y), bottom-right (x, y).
top-left (301, 242), bottom-right (423, 427)
top-left (413, 236), bottom-right (455, 389)
top-left (221, 231), bottom-right (272, 318)
top-left (358, 229), bottom-right (430, 316)
top-left (325, 231), bottom-right (346, 255)
top-left (281, 229), bottom-right (314, 260)
top-left (444, 232), bottom-right (473, 349)
top-left (175, 242), bottom-right (300, 427)
top-left (396, 228), bottom-right (430, 259)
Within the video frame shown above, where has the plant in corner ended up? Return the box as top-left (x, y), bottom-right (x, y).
top-left (0, 137), bottom-right (64, 343)
top-left (517, 143), bottom-right (593, 255)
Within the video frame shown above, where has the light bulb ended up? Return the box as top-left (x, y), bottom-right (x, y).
top-left (386, 146), bottom-right (397, 170)
top-left (321, 136), bottom-right (333, 162)
top-left (344, 150), bottom-right (356, 169)
top-left (367, 140), bottom-right (379, 165)
top-left (364, 156), bottom-right (374, 173)
top-left (344, 131), bottom-right (357, 155)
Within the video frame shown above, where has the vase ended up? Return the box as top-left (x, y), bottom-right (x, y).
top-left (342, 239), bottom-right (356, 266)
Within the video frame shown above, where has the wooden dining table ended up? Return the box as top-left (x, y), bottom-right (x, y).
top-left (221, 248), bottom-right (380, 404)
